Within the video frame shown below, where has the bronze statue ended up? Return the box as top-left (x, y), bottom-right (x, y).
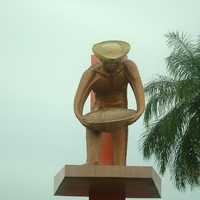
top-left (74, 40), bottom-right (145, 165)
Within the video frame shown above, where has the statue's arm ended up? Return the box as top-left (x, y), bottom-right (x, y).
top-left (74, 68), bottom-right (95, 126)
top-left (123, 59), bottom-right (145, 124)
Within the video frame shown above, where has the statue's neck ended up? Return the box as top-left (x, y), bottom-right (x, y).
top-left (102, 64), bottom-right (123, 75)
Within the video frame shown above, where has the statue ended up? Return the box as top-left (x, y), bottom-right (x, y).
top-left (74, 40), bottom-right (145, 165)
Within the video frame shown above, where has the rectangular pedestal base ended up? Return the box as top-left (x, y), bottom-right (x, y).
top-left (54, 165), bottom-right (161, 198)
top-left (89, 190), bottom-right (125, 200)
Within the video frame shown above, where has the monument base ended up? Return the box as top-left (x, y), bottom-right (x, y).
top-left (54, 165), bottom-right (161, 199)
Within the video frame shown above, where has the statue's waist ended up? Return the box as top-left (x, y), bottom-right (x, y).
top-left (94, 93), bottom-right (127, 108)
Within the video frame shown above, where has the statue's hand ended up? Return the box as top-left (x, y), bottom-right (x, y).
top-left (76, 114), bottom-right (88, 127)
top-left (127, 110), bottom-right (143, 125)
top-left (80, 117), bottom-right (89, 127)
top-left (78, 115), bottom-right (97, 130)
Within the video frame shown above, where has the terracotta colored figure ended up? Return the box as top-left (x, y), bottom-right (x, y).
top-left (74, 41), bottom-right (145, 165)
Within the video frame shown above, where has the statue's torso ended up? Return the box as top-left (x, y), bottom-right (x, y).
top-left (89, 64), bottom-right (128, 110)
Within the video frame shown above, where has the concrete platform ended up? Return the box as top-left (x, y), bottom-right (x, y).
top-left (54, 165), bottom-right (161, 198)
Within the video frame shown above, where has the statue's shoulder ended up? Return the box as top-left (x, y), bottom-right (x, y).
top-left (123, 59), bottom-right (139, 75)
top-left (123, 59), bottom-right (137, 69)
top-left (79, 66), bottom-right (97, 80)
top-left (88, 63), bottom-right (105, 75)
top-left (80, 64), bottom-right (102, 78)
top-left (88, 63), bottom-right (102, 71)
top-left (89, 63), bottom-right (111, 77)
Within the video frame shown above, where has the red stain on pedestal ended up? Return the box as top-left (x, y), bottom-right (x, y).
top-left (90, 55), bottom-right (113, 165)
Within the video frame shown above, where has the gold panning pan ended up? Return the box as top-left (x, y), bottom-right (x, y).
top-left (83, 108), bottom-right (136, 131)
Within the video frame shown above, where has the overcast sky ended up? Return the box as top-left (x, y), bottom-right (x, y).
top-left (1, 0), bottom-right (200, 200)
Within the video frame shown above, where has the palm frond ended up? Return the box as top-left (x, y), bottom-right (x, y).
top-left (143, 102), bottom-right (189, 174)
top-left (142, 31), bottom-right (200, 190)
top-left (144, 75), bottom-right (199, 126)
top-left (165, 32), bottom-right (198, 80)
top-left (173, 110), bottom-right (200, 189)
top-left (144, 75), bottom-right (177, 126)
top-left (165, 32), bottom-right (195, 58)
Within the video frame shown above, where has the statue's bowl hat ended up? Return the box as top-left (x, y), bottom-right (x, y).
top-left (92, 40), bottom-right (130, 61)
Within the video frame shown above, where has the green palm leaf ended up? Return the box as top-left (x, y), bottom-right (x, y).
top-left (141, 31), bottom-right (200, 190)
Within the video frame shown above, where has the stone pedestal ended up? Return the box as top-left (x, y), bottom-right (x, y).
top-left (54, 165), bottom-right (161, 199)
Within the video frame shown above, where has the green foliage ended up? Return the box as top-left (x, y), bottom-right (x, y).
top-left (142, 32), bottom-right (200, 190)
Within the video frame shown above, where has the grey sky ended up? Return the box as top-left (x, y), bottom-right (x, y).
top-left (0, 0), bottom-right (200, 200)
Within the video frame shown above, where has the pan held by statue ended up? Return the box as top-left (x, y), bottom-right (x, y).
top-left (83, 107), bottom-right (137, 131)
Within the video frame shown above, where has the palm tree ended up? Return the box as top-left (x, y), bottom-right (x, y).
top-left (142, 32), bottom-right (200, 190)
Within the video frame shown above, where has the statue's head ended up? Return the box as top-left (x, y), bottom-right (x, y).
top-left (92, 40), bottom-right (130, 72)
